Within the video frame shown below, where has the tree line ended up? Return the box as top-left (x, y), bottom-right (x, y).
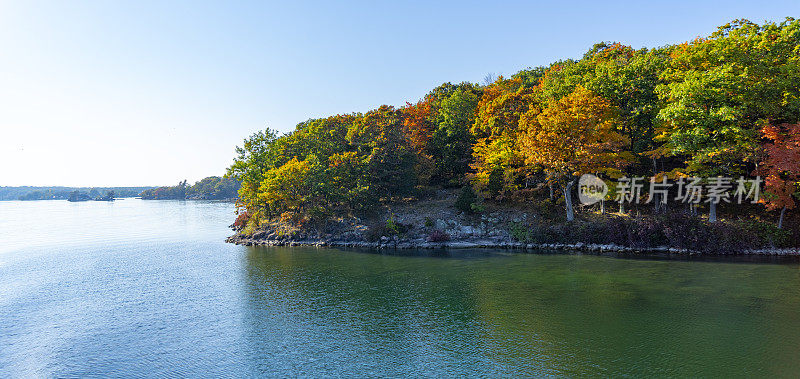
top-left (139, 176), bottom-right (240, 200)
top-left (227, 19), bottom-right (800, 230)
top-left (5, 187), bottom-right (151, 201)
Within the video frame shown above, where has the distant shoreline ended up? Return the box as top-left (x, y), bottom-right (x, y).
top-left (2, 197), bottom-right (237, 202)
top-left (0, 186), bottom-right (154, 201)
top-left (140, 198), bottom-right (238, 202)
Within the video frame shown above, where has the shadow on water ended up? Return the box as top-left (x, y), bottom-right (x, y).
top-left (260, 245), bottom-right (800, 265)
top-left (240, 246), bottom-right (505, 376)
top-left (241, 245), bottom-right (800, 377)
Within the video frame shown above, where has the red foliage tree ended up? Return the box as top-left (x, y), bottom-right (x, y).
top-left (759, 123), bottom-right (800, 228)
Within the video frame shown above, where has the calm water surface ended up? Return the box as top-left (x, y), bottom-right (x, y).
top-left (1, 199), bottom-right (800, 377)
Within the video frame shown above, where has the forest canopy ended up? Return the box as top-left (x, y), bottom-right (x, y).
top-left (227, 19), bottom-right (800, 230)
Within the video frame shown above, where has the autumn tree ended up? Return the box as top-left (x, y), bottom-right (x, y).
top-left (583, 43), bottom-right (666, 161)
top-left (519, 85), bottom-right (629, 221)
top-left (402, 97), bottom-right (436, 184)
top-left (259, 157), bottom-right (313, 215)
top-left (281, 115), bottom-right (354, 162)
top-left (759, 123), bottom-right (800, 229)
top-left (225, 18), bottom-right (800, 239)
top-left (471, 77), bottom-right (535, 197)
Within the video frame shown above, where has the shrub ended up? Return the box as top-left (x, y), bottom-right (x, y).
top-left (731, 219), bottom-right (791, 248)
top-left (385, 214), bottom-right (402, 234)
top-left (306, 206), bottom-right (331, 224)
top-left (455, 186), bottom-right (478, 214)
top-left (517, 213), bottom-right (785, 253)
top-left (232, 211), bottom-right (250, 230)
top-left (242, 218), bottom-right (259, 236)
top-left (508, 221), bottom-right (532, 242)
top-left (366, 214), bottom-right (410, 241)
top-left (428, 230), bottom-right (451, 242)
top-left (279, 211), bottom-right (300, 225)
top-left (530, 197), bottom-right (562, 221)
top-left (527, 223), bottom-right (572, 244)
top-left (424, 217), bottom-right (434, 228)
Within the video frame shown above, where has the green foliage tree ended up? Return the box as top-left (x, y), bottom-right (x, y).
top-left (429, 87), bottom-right (479, 185)
top-left (227, 129), bottom-right (283, 215)
top-left (656, 18), bottom-right (800, 221)
top-left (347, 105), bottom-right (416, 198)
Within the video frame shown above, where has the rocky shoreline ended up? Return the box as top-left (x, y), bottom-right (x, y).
top-left (227, 189), bottom-right (798, 258)
top-left (225, 233), bottom-right (800, 257)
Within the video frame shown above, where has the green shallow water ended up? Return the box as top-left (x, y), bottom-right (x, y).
top-left (1, 200), bottom-right (799, 377)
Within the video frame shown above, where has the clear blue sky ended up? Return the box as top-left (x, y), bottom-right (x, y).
top-left (1, 0), bottom-right (797, 187)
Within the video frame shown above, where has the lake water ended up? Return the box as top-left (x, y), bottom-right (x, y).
top-left (1, 199), bottom-right (799, 377)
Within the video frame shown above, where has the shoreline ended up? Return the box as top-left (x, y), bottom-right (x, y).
top-left (225, 233), bottom-right (800, 258)
top-left (226, 190), bottom-right (797, 260)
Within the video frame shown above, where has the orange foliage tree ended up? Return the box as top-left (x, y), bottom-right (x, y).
top-left (401, 97), bottom-right (436, 184)
top-left (402, 97), bottom-right (435, 153)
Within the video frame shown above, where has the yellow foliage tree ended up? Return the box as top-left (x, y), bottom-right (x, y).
top-left (519, 85), bottom-right (630, 221)
top-left (471, 77), bottom-right (535, 196)
top-left (258, 158), bottom-right (312, 215)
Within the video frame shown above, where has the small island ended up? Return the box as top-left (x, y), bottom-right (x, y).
top-left (225, 19), bottom-right (800, 256)
top-left (67, 190), bottom-right (116, 202)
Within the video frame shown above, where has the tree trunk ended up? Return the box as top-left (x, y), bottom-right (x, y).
top-left (600, 200), bottom-right (605, 214)
top-left (549, 183), bottom-right (554, 202)
top-left (619, 200), bottom-right (625, 214)
top-left (564, 180), bottom-right (576, 222)
top-left (778, 206), bottom-right (787, 229)
top-left (653, 193), bottom-right (661, 213)
top-left (708, 202), bottom-right (717, 223)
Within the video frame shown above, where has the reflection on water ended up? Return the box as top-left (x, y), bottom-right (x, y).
top-left (1, 200), bottom-right (799, 376)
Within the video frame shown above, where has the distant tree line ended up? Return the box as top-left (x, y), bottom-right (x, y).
top-left (67, 190), bottom-right (115, 202)
top-left (3, 187), bottom-right (152, 201)
top-left (139, 176), bottom-right (240, 200)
